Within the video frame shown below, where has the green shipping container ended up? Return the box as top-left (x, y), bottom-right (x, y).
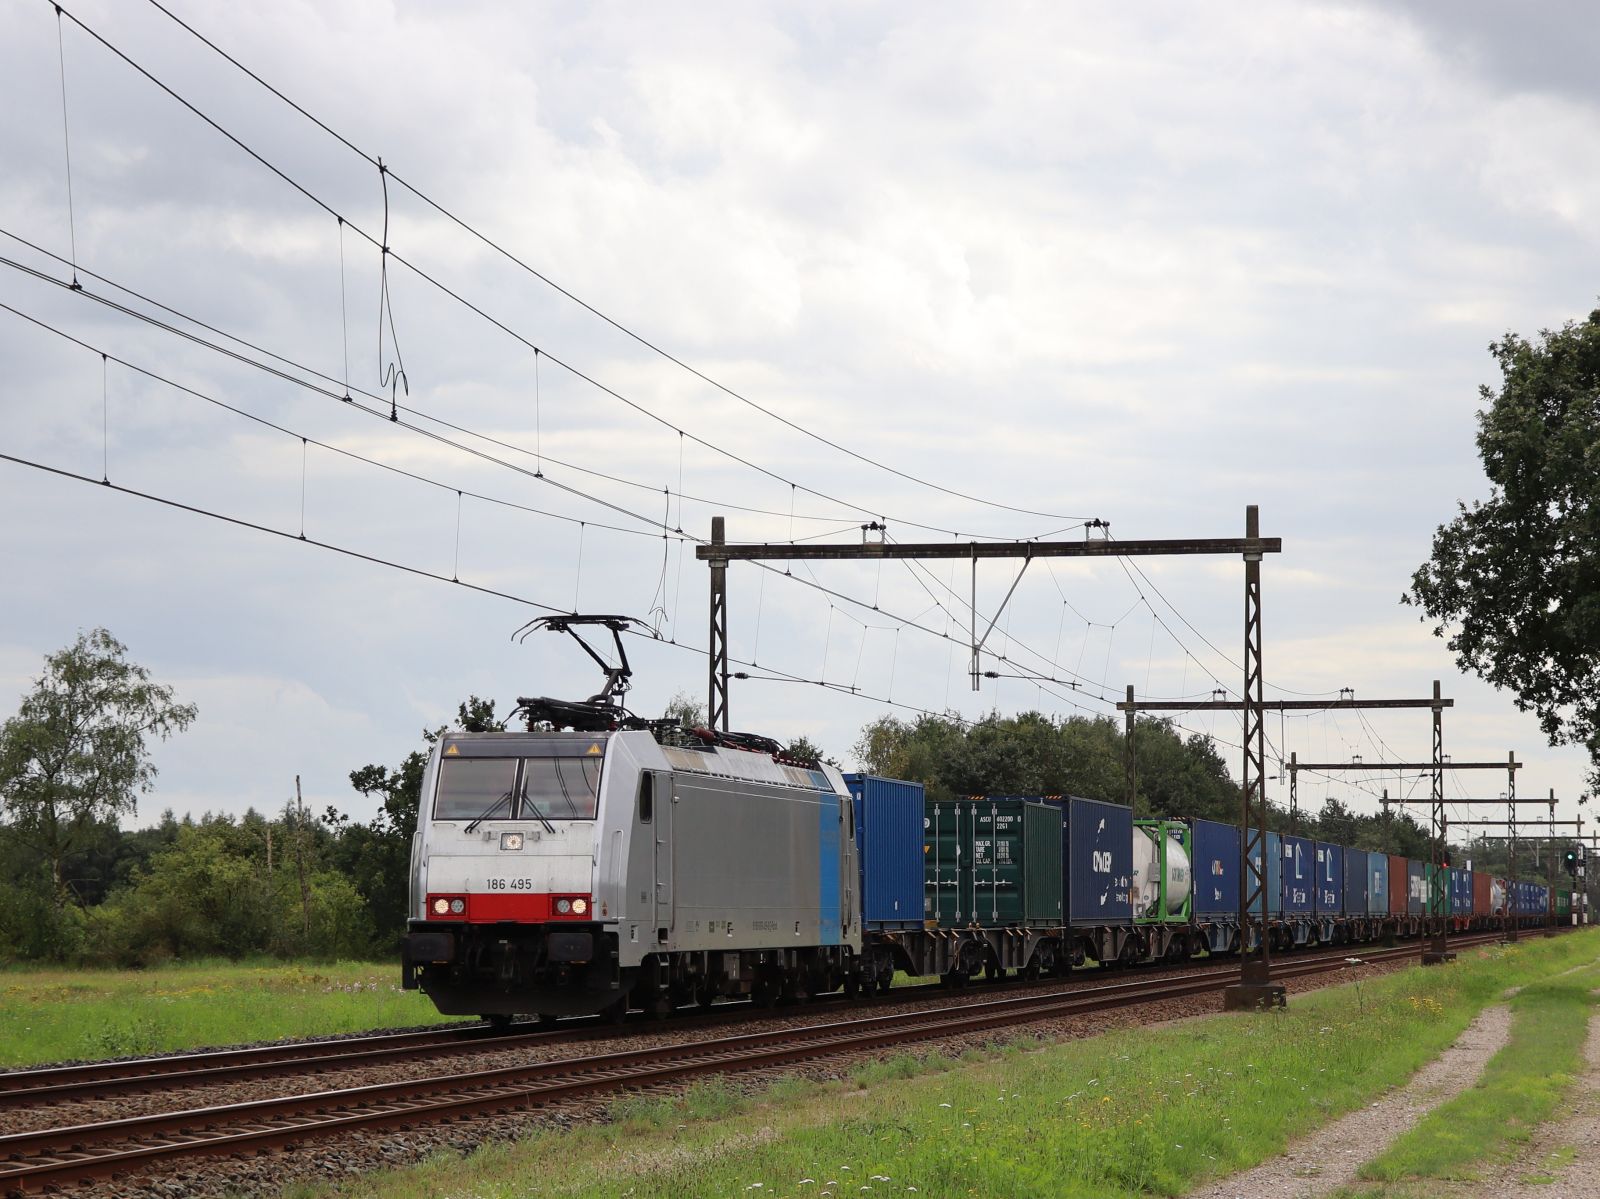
top-left (1557, 889), bottom-right (1572, 918)
top-left (924, 798), bottom-right (1063, 928)
top-left (1425, 863), bottom-right (1449, 917)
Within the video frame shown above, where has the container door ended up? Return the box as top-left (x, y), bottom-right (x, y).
top-left (652, 773), bottom-right (674, 940)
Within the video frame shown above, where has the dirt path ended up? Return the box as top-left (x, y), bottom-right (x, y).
top-left (1442, 995), bottom-right (1600, 1199)
top-left (1184, 1004), bottom-right (1514, 1199)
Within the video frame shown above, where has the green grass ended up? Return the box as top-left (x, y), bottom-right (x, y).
top-left (0, 960), bottom-right (461, 1066)
top-left (274, 931), bottom-right (1600, 1199)
top-left (1330, 961), bottom-right (1600, 1198)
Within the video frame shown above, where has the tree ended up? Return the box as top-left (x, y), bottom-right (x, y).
top-left (850, 708), bottom-right (1238, 815)
top-left (1408, 309), bottom-right (1600, 789)
top-left (662, 692), bottom-right (705, 728)
top-left (0, 629), bottom-right (196, 910)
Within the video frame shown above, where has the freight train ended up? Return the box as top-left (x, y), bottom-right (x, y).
top-left (400, 720), bottom-right (1563, 1025)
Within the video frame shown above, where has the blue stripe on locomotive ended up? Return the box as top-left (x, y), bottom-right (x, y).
top-left (818, 789), bottom-right (841, 944)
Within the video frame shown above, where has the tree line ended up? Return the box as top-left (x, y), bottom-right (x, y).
top-left (1, 631), bottom-right (1588, 965)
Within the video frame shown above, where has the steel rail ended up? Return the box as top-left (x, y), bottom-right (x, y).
top-left (0, 932), bottom-right (1527, 1195)
top-left (0, 936), bottom-right (1471, 1106)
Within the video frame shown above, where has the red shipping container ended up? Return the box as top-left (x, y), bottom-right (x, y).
top-left (1472, 871), bottom-right (1491, 917)
top-left (1387, 853), bottom-right (1408, 916)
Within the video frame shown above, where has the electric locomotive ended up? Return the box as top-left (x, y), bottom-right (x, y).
top-left (402, 617), bottom-right (861, 1026)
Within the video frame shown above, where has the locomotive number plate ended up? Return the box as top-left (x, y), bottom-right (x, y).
top-left (485, 878), bottom-right (534, 891)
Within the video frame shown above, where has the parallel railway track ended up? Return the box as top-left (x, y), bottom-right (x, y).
top-left (0, 933), bottom-right (1494, 1106)
top-left (0, 930), bottom-right (1527, 1195)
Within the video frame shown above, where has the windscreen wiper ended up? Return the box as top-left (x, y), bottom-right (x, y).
top-left (520, 790), bottom-right (557, 834)
top-left (464, 789), bottom-right (514, 834)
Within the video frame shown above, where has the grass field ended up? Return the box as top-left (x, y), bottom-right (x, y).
top-left (0, 960), bottom-right (460, 1067)
top-left (1331, 959), bottom-right (1600, 1197)
top-left (274, 931), bottom-right (1600, 1199)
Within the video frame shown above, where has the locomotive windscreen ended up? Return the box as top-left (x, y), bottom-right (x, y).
top-left (433, 747), bottom-right (603, 821)
top-left (434, 757), bottom-right (518, 820)
top-left (520, 757), bottom-right (601, 819)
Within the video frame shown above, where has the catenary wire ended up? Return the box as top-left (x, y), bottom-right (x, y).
top-left (0, 230), bottom-right (1062, 544)
top-left (0, 447), bottom-right (982, 730)
top-left (0, 300), bottom-right (695, 547)
top-left (47, 3), bottom-right (1097, 540)
top-left (133, 0), bottom-right (1092, 524)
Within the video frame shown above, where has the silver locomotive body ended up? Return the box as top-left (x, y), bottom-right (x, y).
top-left (403, 728), bottom-right (861, 1019)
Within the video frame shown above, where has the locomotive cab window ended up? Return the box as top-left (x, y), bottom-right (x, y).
top-left (637, 773), bottom-right (654, 823)
top-left (434, 757), bottom-right (518, 821)
top-left (521, 756), bottom-right (601, 820)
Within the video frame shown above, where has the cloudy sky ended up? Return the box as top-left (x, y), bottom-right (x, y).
top-left (2, 1), bottom-right (1596, 844)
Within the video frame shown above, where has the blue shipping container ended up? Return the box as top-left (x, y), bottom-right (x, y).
top-left (1451, 867), bottom-right (1473, 916)
top-left (1246, 829), bottom-right (1283, 918)
top-left (1189, 818), bottom-right (1239, 919)
top-left (1367, 854), bottom-right (1390, 916)
top-left (1039, 796), bottom-right (1134, 926)
top-left (1343, 847), bottom-right (1368, 916)
top-left (843, 774), bottom-right (925, 930)
top-left (1407, 859), bottom-right (1426, 915)
top-left (1314, 842), bottom-right (1343, 915)
top-left (1282, 834), bottom-right (1315, 914)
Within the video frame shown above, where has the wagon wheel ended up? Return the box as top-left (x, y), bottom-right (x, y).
top-left (481, 1013), bottom-right (514, 1033)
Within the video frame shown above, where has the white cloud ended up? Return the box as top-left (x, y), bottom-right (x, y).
top-left (1, 0), bottom-right (1596, 826)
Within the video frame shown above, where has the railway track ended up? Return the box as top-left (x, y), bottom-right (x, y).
top-left (0, 931), bottom-right (1524, 1196)
top-left (0, 934), bottom-right (1485, 1107)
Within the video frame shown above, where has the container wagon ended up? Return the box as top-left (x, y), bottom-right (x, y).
top-left (1313, 841), bottom-right (1343, 942)
top-left (1188, 817), bottom-right (1242, 953)
top-left (1037, 795), bottom-right (1138, 966)
top-left (1343, 848), bottom-right (1372, 938)
top-left (919, 796), bottom-right (1065, 982)
top-left (1131, 818), bottom-right (1194, 961)
top-left (1281, 834), bottom-right (1316, 945)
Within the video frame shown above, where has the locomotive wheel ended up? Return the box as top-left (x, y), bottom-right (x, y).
top-left (842, 975), bottom-right (861, 1000)
top-left (876, 974), bottom-right (894, 995)
top-left (695, 984), bottom-right (718, 1010)
top-left (751, 975), bottom-right (780, 1008)
top-left (600, 996), bottom-right (629, 1025)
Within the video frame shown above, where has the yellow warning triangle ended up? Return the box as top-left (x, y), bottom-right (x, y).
top-left (586, 743), bottom-right (602, 755)
top-left (444, 744), bottom-right (460, 755)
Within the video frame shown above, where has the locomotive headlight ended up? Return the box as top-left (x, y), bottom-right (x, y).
top-left (555, 898), bottom-right (572, 914)
top-left (571, 897), bottom-right (588, 915)
top-left (449, 898), bottom-right (466, 914)
top-left (500, 832), bottom-right (524, 851)
top-left (432, 898), bottom-right (449, 916)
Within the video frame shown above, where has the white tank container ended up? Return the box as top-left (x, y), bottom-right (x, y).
top-left (1131, 824), bottom-right (1193, 918)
